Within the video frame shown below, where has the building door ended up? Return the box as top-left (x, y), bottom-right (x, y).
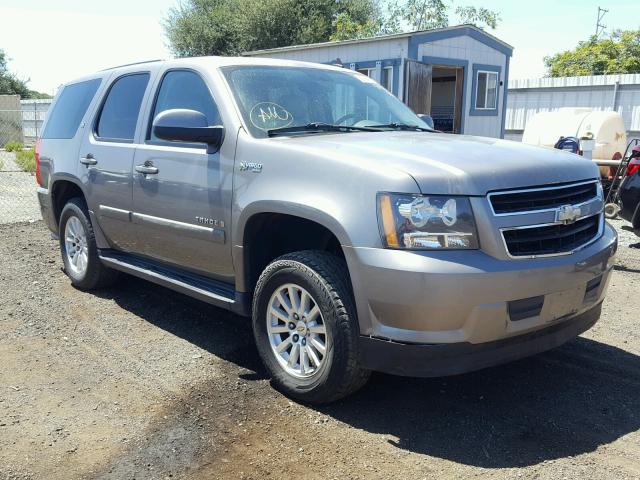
top-left (405, 60), bottom-right (465, 134)
top-left (404, 60), bottom-right (432, 115)
top-left (431, 65), bottom-right (464, 133)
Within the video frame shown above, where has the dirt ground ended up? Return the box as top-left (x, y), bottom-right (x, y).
top-left (1, 220), bottom-right (639, 480)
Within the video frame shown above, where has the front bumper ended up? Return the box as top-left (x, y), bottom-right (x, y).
top-left (358, 301), bottom-right (602, 377)
top-left (344, 222), bottom-right (617, 354)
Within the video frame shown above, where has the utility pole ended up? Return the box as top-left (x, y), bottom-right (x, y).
top-left (594, 6), bottom-right (608, 39)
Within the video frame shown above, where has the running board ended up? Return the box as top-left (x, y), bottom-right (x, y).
top-left (98, 250), bottom-right (250, 316)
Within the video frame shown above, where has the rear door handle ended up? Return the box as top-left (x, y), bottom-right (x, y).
top-left (135, 164), bottom-right (159, 175)
top-left (80, 153), bottom-right (97, 166)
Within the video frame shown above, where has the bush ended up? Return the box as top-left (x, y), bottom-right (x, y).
top-left (4, 141), bottom-right (24, 152)
top-left (15, 148), bottom-right (36, 173)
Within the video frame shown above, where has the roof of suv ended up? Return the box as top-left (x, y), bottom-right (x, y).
top-left (65, 56), bottom-right (346, 88)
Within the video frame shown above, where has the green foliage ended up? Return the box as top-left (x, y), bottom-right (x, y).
top-left (164, 0), bottom-right (382, 56)
top-left (15, 148), bottom-right (36, 173)
top-left (164, 0), bottom-right (500, 55)
top-left (3, 141), bottom-right (24, 152)
top-left (545, 30), bottom-right (640, 77)
top-left (454, 5), bottom-right (500, 29)
top-left (0, 49), bottom-right (51, 99)
top-left (380, 0), bottom-right (499, 32)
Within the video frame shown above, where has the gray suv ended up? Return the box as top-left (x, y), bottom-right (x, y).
top-left (36, 57), bottom-right (617, 403)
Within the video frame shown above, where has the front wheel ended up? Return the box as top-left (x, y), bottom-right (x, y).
top-left (252, 251), bottom-right (370, 404)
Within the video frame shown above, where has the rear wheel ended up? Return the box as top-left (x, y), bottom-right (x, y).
top-left (252, 251), bottom-right (370, 404)
top-left (59, 198), bottom-right (118, 290)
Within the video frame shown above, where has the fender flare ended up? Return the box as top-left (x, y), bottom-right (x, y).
top-left (232, 201), bottom-right (353, 293)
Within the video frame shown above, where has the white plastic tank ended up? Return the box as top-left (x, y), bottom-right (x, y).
top-left (522, 108), bottom-right (627, 175)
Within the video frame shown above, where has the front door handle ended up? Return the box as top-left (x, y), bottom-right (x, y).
top-left (135, 164), bottom-right (159, 175)
top-left (80, 153), bottom-right (97, 166)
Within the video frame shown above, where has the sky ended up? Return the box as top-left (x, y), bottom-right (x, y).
top-left (0, 0), bottom-right (638, 95)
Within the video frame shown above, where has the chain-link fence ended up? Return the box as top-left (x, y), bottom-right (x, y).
top-left (0, 96), bottom-right (50, 146)
top-left (0, 96), bottom-right (49, 224)
top-left (0, 150), bottom-right (41, 224)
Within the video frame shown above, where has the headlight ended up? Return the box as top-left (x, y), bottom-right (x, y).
top-left (377, 193), bottom-right (479, 250)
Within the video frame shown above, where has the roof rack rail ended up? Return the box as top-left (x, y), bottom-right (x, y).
top-left (100, 59), bottom-right (164, 71)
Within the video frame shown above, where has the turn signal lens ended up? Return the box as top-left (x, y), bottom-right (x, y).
top-left (379, 194), bottom-right (400, 247)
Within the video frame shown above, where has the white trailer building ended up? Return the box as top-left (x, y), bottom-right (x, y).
top-left (246, 25), bottom-right (513, 138)
top-left (506, 73), bottom-right (640, 142)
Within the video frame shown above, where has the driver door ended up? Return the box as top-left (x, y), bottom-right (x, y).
top-left (131, 69), bottom-right (234, 282)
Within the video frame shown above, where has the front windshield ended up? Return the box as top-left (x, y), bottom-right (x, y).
top-left (221, 65), bottom-right (429, 138)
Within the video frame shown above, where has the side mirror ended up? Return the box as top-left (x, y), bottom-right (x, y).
top-left (153, 109), bottom-right (224, 153)
top-left (417, 114), bottom-right (434, 130)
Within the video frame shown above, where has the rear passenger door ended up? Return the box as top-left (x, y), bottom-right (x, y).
top-left (79, 72), bottom-right (151, 251)
top-left (131, 69), bottom-right (234, 281)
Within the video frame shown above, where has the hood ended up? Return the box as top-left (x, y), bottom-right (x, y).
top-left (274, 131), bottom-right (600, 195)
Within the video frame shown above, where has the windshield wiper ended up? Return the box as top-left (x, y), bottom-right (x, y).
top-left (367, 123), bottom-right (434, 132)
top-left (267, 122), bottom-right (380, 137)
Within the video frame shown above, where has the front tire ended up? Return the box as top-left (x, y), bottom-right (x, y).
top-left (252, 251), bottom-right (370, 404)
top-left (59, 197), bottom-right (118, 290)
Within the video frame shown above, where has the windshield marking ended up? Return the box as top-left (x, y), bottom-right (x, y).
top-left (249, 102), bottom-right (293, 131)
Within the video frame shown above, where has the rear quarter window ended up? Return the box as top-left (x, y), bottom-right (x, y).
top-left (95, 73), bottom-right (150, 141)
top-left (42, 78), bottom-right (102, 139)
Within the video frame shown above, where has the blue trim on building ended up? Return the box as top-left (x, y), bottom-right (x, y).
top-left (422, 56), bottom-right (468, 134)
top-left (421, 56), bottom-right (467, 67)
top-left (500, 56), bottom-right (510, 139)
top-left (470, 63), bottom-right (502, 116)
top-left (408, 27), bottom-right (513, 60)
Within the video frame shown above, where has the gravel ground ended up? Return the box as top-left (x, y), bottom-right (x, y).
top-left (0, 219), bottom-right (639, 480)
top-left (0, 151), bottom-right (41, 224)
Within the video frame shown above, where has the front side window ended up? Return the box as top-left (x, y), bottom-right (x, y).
top-left (475, 71), bottom-right (498, 110)
top-left (96, 73), bottom-right (149, 141)
top-left (222, 66), bottom-right (428, 138)
top-left (149, 70), bottom-right (220, 142)
top-left (42, 78), bottom-right (101, 139)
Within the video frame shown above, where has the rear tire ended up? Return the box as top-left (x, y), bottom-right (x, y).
top-left (59, 197), bottom-right (118, 290)
top-left (252, 250), bottom-right (370, 404)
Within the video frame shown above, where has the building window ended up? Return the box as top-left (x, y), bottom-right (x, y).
top-left (381, 66), bottom-right (393, 92)
top-left (356, 68), bottom-right (373, 78)
top-left (475, 70), bottom-right (498, 110)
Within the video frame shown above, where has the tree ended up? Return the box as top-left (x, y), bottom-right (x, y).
top-left (545, 29), bottom-right (640, 77)
top-left (164, 0), bottom-right (500, 56)
top-left (0, 49), bottom-right (51, 99)
top-left (0, 49), bottom-right (29, 97)
top-left (378, 0), bottom-right (499, 33)
top-left (164, 0), bottom-right (382, 56)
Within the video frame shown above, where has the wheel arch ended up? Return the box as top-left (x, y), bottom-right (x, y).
top-left (50, 175), bottom-right (87, 227)
top-left (234, 202), bottom-right (353, 294)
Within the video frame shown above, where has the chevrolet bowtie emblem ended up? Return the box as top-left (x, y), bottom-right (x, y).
top-left (556, 204), bottom-right (581, 224)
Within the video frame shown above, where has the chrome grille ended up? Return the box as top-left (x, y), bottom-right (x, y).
top-left (502, 216), bottom-right (600, 257)
top-left (489, 181), bottom-right (598, 215)
top-left (489, 180), bottom-right (603, 258)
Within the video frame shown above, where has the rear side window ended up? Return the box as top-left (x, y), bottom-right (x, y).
top-left (96, 73), bottom-right (150, 141)
top-left (148, 70), bottom-right (220, 142)
top-left (42, 78), bottom-right (101, 139)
